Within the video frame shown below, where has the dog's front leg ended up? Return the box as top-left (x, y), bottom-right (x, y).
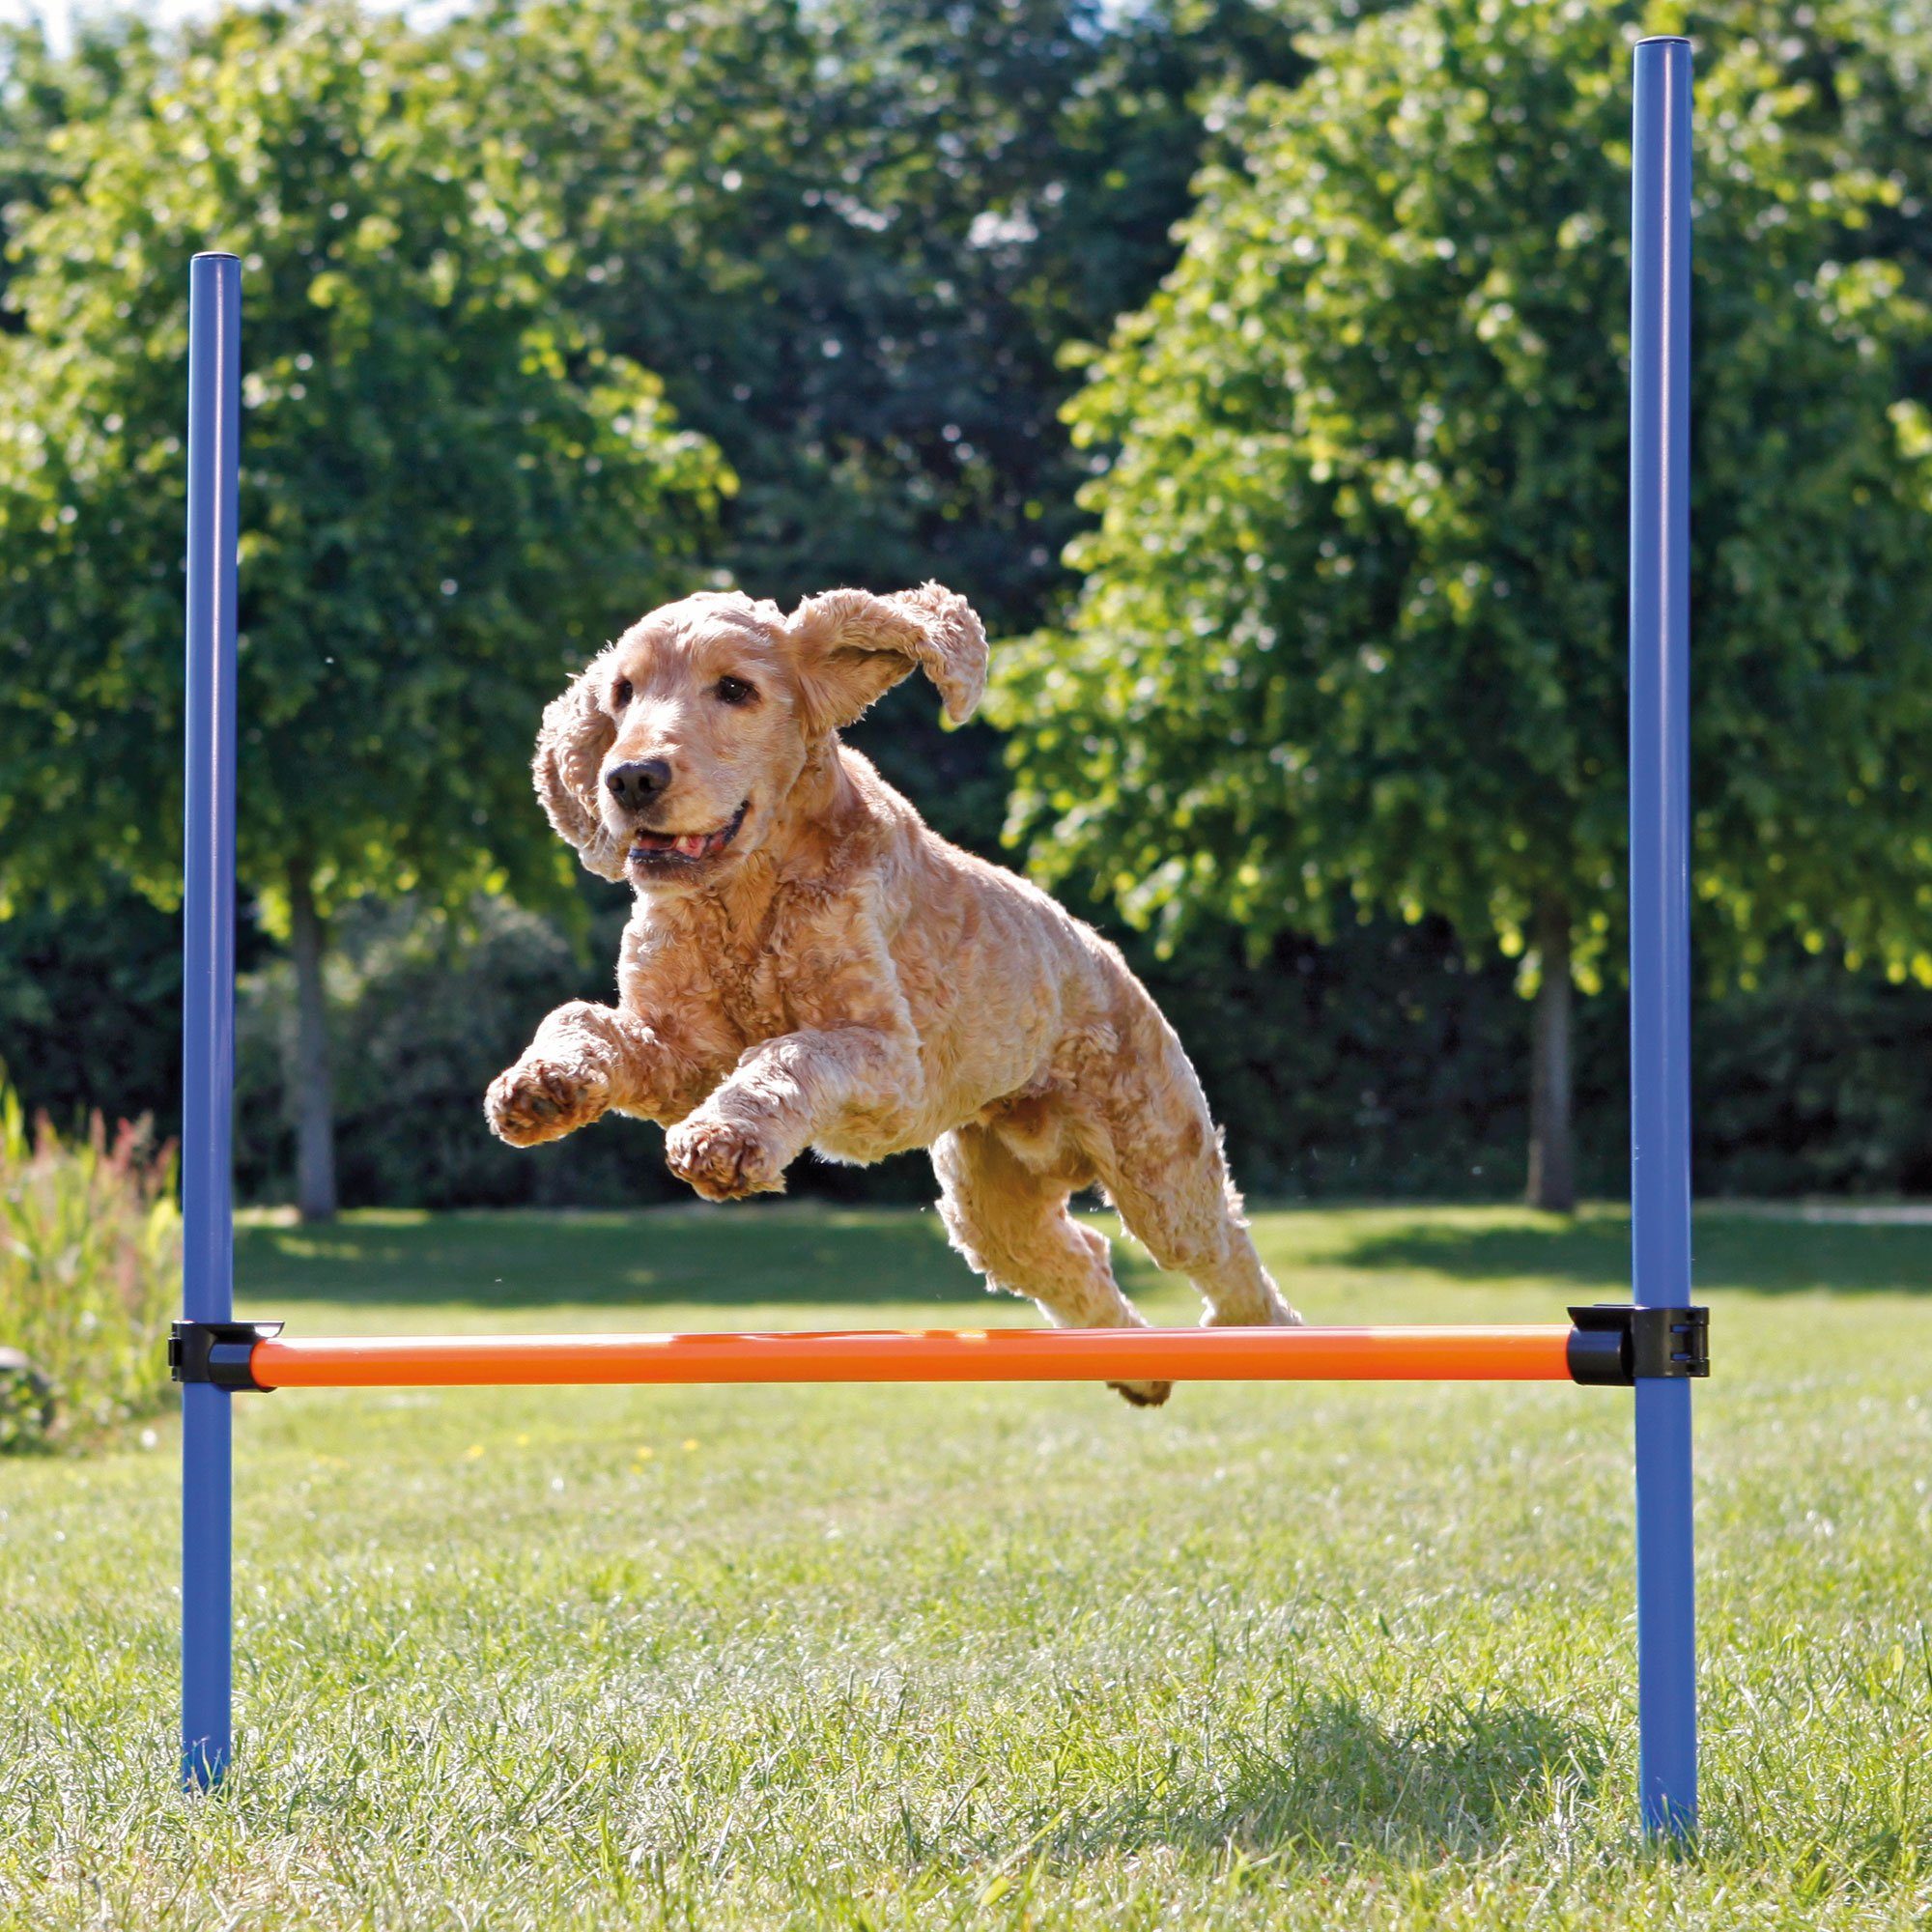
top-left (486, 1001), bottom-right (683, 1148)
top-left (665, 1026), bottom-right (917, 1201)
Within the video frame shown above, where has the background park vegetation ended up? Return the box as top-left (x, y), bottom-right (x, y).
top-left (5, 0), bottom-right (1932, 1219)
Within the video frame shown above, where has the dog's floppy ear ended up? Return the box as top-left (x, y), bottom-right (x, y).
top-left (533, 667), bottom-right (627, 881)
top-left (784, 582), bottom-right (988, 735)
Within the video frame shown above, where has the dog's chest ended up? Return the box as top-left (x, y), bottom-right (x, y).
top-left (631, 885), bottom-right (834, 1063)
top-left (708, 944), bottom-right (790, 1044)
top-left (686, 897), bottom-right (807, 1047)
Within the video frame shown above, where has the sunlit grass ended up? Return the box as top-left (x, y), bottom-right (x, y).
top-left (3, 1203), bottom-right (1929, 1927)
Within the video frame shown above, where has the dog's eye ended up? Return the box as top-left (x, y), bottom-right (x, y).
top-left (613, 679), bottom-right (633, 709)
top-left (714, 676), bottom-right (755, 706)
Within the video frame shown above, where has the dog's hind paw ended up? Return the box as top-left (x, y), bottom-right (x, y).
top-left (666, 1112), bottom-right (789, 1201)
top-left (1109, 1378), bottom-right (1173, 1408)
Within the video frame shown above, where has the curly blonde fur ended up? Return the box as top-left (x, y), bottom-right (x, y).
top-left (486, 584), bottom-right (1298, 1404)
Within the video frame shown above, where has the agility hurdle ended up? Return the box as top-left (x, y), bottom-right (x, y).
top-left (172, 41), bottom-right (1706, 1835)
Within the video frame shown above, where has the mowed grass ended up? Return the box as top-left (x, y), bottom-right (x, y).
top-left (4, 1202), bottom-right (1931, 1929)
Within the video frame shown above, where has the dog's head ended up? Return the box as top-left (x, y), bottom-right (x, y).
top-left (534, 583), bottom-right (987, 887)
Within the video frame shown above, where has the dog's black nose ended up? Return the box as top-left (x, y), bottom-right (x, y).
top-left (606, 758), bottom-right (672, 810)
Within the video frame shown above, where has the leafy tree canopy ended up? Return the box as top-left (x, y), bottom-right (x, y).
top-left (0, 5), bottom-right (728, 924)
top-left (447, 0), bottom-right (1321, 856)
top-left (990, 0), bottom-right (1932, 991)
top-left (0, 16), bottom-right (164, 299)
top-left (461, 0), bottom-right (1311, 635)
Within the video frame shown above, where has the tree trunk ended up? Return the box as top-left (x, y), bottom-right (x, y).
top-left (288, 866), bottom-right (338, 1223)
top-left (1526, 897), bottom-right (1576, 1213)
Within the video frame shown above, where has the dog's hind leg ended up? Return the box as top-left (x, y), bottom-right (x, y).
top-left (932, 1123), bottom-right (1172, 1406)
top-left (1087, 1026), bottom-right (1301, 1334)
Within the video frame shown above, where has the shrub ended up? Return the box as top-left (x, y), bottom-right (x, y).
top-left (0, 1082), bottom-right (180, 1448)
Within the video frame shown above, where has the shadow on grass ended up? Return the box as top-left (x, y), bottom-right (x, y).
top-left (1334, 1209), bottom-right (1932, 1297)
top-left (1104, 1694), bottom-right (1605, 1862)
top-left (235, 1206), bottom-right (1006, 1313)
top-left (1335, 1217), bottom-right (1634, 1293)
top-left (237, 1200), bottom-right (1932, 1319)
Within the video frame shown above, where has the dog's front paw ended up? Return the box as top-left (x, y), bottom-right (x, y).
top-left (1109, 1378), bottom-right (1174, 1408)
top-left (665, 1112), bottom-right (789, 1201)
top-left (485, 1059), bottom-right (610, 1148)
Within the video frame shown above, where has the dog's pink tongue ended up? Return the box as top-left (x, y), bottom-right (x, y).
top-left (674, 834), bottom-right (708, 858)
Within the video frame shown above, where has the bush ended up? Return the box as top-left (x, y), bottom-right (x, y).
top-left (0, 1083), bottom-right (181, 1448)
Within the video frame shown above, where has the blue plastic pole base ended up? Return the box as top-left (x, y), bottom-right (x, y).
top-left (1634, 1378), bottom-right (1696, 1836)
top-left (180, 1381), bottom-right (232, 1789)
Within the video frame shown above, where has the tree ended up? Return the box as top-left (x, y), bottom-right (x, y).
top-left (454, 0), bottom-right (1313, 853)
top-left (466, 0), bottom-right (1309, 628)
top-left (0, 16), bottom-right (161, 310)
top-left (989, 0), bottom-right (1932, 1209)
top-left (0, 6), bottom-right (727, 1218)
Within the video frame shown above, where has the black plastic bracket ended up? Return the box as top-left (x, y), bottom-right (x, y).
top-left (1566, 1305), bottom-right (1709, 1385)
top-left (169, 1321), bottom-right (282, 1392)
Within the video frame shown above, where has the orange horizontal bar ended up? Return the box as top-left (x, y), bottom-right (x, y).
top-left (249, 1324), bottom-right (1574, 1389)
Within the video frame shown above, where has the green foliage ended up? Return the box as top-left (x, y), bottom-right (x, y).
top-left (0, 15), bottom-right (161, 306)
top-left (0, 890), bottom-right (188, 1142)
top-left (992, 0), bottom-right (1932, 990)
top-left (466, 0), bottom-right (1307, 633)
top-left (1691, 949), bottom-right (1932, 1194)
top-left (0, 5), bottom-right (727, 924)
top-left (0, 1083), bottom-right (180, 1447)
top-left (457, 0), bottom-right (1314, 854)
top-left (1138, 913), bottom-right (1583, 1198)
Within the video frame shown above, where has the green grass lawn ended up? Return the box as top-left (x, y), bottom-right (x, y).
top-left (5, 1202), bottom-right (1931, 1928)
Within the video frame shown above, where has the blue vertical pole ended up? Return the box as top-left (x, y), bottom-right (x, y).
top-left (181, 252), bottom-right (242, 1792)
top-left (1628, 41), bottom-right (1697, 1839)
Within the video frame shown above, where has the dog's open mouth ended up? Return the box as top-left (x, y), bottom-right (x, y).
top-left (628, 800), bottom-right (750, 869)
